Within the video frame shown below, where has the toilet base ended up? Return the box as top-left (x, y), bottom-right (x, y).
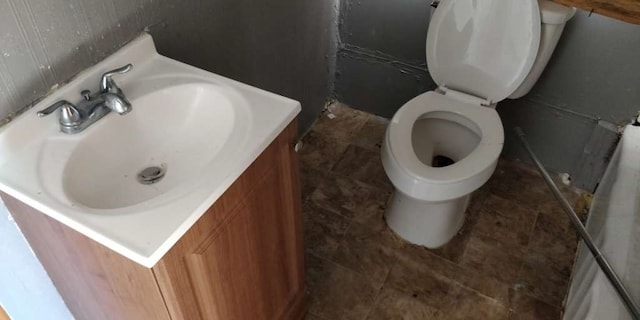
top-left (384, 191), bottom-right (470, 248)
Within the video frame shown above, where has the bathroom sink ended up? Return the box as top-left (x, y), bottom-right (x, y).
top-left (0, 33), bottom-right (299, 267)
top-left (60, 82), bottom-right (249, 209)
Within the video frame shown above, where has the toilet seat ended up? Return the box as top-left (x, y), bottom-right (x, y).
top-left (383, 91), bottom-right (504, 201)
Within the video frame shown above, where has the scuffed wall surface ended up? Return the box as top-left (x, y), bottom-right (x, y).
top-left (0, 0), bottom-right (336, 132)
top-left (335, 46), bottom-right (435, 118)
top-left (147, 1), bottom-right (337, 131)
top-left (0, 0), bottom-right (151, 124)
top-left (334, 0), bottom-right (436, 118)
top-left (518, 11), bottom-right (640, 122)
top-left (497, 11), bottom-right (640, 175)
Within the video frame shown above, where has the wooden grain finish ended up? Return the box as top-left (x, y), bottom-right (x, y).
top-left (153, 120), bottom-right (306, 320)
top-left (552, 0), bottom-right (640, 24)
top-left (0, 193), bottom-right (170, 320)
top-left (279, 120), bottom-right (306, 320)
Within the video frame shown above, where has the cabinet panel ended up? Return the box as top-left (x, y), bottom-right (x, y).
top-left (185, 170), bottom-right (294, 319)
top-left (153, 121), bottom-right (305, 320)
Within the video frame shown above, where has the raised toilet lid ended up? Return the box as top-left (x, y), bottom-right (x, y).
top-left (427, 0), bottom-right (541, 103)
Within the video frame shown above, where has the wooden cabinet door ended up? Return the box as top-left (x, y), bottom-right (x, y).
top-left (153, 121), bottom-right (305, 320)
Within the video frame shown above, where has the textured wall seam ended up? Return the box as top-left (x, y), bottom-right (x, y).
top-left (327, 0), bottom-right (341, 99)
top-left (525, 95), bottom-right (599, 122)
top-left (77, 0), bottom-right (97, 62)
top-left (0, 56), bottom-right (18, 109)
top-left (340, 44), bottom-right (428, 75)
top-left (21, 0), bottom-right (58, 81)
top-left (7, 0), bottom-right (48, 89)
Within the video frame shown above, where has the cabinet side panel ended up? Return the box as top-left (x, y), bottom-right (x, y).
top-left (278, 120), bottom-right (307, 320)
top-left (152, 137), bottom-right (281, 320)
top-left (0, 193), bottom-right (170, 320)
top-left (154, 120), bottom-right (306, 320)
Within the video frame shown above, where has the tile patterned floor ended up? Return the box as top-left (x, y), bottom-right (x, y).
top-left (299, 102), bottom-right (590, 320)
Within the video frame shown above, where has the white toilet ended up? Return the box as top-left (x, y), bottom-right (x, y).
top-left (381, 0), bottom-right (576, 247)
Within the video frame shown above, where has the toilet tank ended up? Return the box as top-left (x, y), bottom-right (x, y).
top-left (508, 0), bottom-right (576, 99)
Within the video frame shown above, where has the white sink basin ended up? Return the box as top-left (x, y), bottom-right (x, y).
top-left (0, 33), bottom-right (299, 267)
top-left (63, 82), bottom-right (248, 209)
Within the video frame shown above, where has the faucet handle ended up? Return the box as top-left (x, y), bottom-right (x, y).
top-left (37, 100), bottom-right (76, 117)
top-left (37, 100), bottom-right (82, 126)
top-left (103, 92), bottom-right (132, 115)
top-left (100, 64), bottom-right (132, 93)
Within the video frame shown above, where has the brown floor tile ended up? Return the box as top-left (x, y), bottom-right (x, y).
top-left (527, 211), bottom-right (579, 278)
top-left (310, 175), bottom-right (390, 223)
top-left (300, 166), bottom-right (324, 201)
top-left (486, 159), bottom-right (551, 211)
top-left (508, 289), bottom-right (562, 320)
top-left (306, 253), bottom-right (334, 294)
top-left (311, 102), bottom-right (371, 142)
top-left (306, 255), bottom-right (380, 320)
top-left (573, 193), bottom-right (593, 223)
top-left (398, 244), bottom-right (511, 305)
top-left (332, 214), bottom-right (404, 285)
top-left (332, 144), bottom-right (394, 192)
top-left (299, 103), bottom-right (369, 172)
top-left (299, 128), bottom-right (350, 172)
top-left (536, 172), bottom-right (591, 216)
top-left (303, 202), bottom-right (351, 259)
top-left (386, 247), bottom-right (453, 309)
top-left (460, 233), bottom-right (525, 284)
top-left (352, 115), bottom-right (389, 152)
top-left (300, 106), bottom-right (583, 320)
top-left (303, 313), bottom-right (324, 320)
top-left (536, 203), bottom-right (578, 234)
top-left (437, 284), bottom-right (509, 320)
top-left (457, 271), bottom-right (511, 306)
top-left (535, 193), bottom-right (590, 224)
top-left (517, 252), bottom-right (570, 307)
top-left (489, 159), bottom-right (591, 216)
top-left (366, 287), bottom-right (440, 320)
top-left (472, 194), bottom-right (537, 248)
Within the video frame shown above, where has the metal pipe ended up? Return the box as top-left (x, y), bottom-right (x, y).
top-left (514, 127), bottom-right (640, 320)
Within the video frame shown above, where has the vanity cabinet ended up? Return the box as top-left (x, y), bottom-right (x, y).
top-left (0, 121), bottom-right (305, 320)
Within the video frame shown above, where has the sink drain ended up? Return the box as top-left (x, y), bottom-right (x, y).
top-left (137, 164), bottom-right (166, 185)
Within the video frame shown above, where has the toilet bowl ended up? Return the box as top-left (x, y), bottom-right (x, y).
top-left (381, 91), bottom-right (504, 246)
top-left (382, 0), bottom-right (576, 247)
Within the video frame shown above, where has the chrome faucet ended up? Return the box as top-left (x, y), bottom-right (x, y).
top-left (38, 64), bottom-right (133, 134)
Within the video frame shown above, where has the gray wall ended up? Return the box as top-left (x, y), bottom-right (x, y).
top-left (335, 1), bottom-right (640, 183)
top-left (0, 0), bottom-right (338, 132)
top-left (498, 11), bottom-right (640, 177)
top-left (335, 0), bottom-right (435, 117)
